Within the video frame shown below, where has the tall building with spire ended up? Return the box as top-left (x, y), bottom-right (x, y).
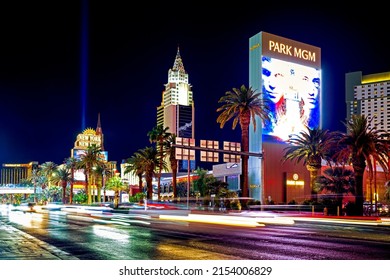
top-left (96, 112), bottom-right (104, 151)
top-left (70, 113), bottom-right (117, 193)
top-left (157, 47), bottom-right (195, 170)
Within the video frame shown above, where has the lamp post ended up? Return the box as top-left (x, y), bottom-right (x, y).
top-left (187, 158), bottom-right (190, 210)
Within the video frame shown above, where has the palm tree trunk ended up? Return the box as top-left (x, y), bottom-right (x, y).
top-left (114, 191), bottom-right (119, 208)
top-left (97, 186), bottom-right (101, 203)
top-left (34, 185), bottom-right (37, 203)
top-left (62, 182), bottom-right (67, 204)
top-left (70, 167), bottom-right (74, 204)
top-left (102, 174), bottom-right (106, 202)
top-left (353, 159), bottom-right (366, 216)
top-left (172, 161), bottom-right (177, 199)
top-left (146, 177), bottom-right (153, 200)
top-left (309, 169), bottom-right (318, 201)
top-left (138, 174), bottom-right (143, 192)
top-left (355, 172), bottom-right (364, 216)
top-left (85, 171), bottom-right (91, 205)
top-left (240, 117), bottom-right (250, 199)
top-left (157, 140), bottom-right (163, 201)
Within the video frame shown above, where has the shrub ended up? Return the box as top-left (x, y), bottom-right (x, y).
top-left (229, 200), bottom-right (242, 211)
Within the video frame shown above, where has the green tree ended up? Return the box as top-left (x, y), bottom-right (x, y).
top-left (282, 126), bottom-right (334, 200)
top-left (165, 133), bottom-right (178, 198)
top-left (316, 166), bottom-right (355, 212)
top-left (105, 176), bottom-right (127, 208)
top-left (42, 185), bottom-right (61, 203)
top-left (64, 157), bottom-right (77, 204)
top-left (124, 154), bottom-right (145, 192)
top-left (384, 181), bottom-right (390, 203)
top-left (147, 124), bottom-right (171, 201)
top-left (93, 163), bottom-right (112, 203)
top-left (133, 146), bottom-right (160, 200)
top-left (216, 85), bottom-right (271, 198)
top-left (51, 166), bottom-right (73, 203)
top-left (18, 178), bottom-right (34, 202)
top-left (40, 161), bottom-right (58, 189)
top-left (26, 169), bottom-right (42, 202)
top-left (76, 144), bottom-right (103, 204)
top-left (332, 115), bottom-right (389, 216)
top-left (192, 167), bottom-right (210, 197)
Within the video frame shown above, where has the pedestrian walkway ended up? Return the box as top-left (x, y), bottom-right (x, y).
top-left (0, 222), bottom-right (78, 260)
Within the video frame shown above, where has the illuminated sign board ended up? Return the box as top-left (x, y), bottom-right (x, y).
top-left (259, 32), bottom-right (320, 68)
top-left (250, 31), bottom-right (321, 141)
top-left (72, 149), bottom-right (108, 162)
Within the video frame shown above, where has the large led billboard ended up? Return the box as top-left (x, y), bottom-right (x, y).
top-left (251, 31), bottom-right (321, 142)
top-left (72, 149), bottom-right (108, 161)
top-left (261, 56), bottom-right (321, 140)
top-left (248, 31), bottom-right (321, 200)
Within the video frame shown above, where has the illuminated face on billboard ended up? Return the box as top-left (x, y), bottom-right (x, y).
top-left (261, 55), bottom-right (320, 141)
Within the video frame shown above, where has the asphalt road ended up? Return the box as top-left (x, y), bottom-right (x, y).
top-left (1, 208), bottom-right (390, 260)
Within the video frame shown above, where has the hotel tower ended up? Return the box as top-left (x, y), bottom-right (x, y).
top-left (157, 47), bottom-right (195, 171)
top-left (346, 71), bottom-right (390, 132)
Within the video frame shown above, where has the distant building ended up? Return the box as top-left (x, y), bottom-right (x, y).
top-left (346, 71), bottom-right (390, 132)
top-left (156, 47), bottom-right (195, 171)
top-left (0, 162), bottom-right (39, 185)
top-left (345, 71), bottom-right (390, 203)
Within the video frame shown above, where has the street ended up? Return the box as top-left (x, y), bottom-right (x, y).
top-left (1, 207), bottom-right (389, 260)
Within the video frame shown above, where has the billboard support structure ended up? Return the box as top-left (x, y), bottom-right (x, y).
top-left (175, 137), bottom-right (262, 206)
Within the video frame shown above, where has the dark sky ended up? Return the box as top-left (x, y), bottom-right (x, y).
top-left (1, 1), bottom-right (389, 167)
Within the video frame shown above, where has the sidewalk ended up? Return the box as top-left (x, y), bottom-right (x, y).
top-left (0, 221), bottom-right (78, 260)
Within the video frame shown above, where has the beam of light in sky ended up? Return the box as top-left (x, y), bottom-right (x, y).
top-left (80, 0), bottom-right (89, 131)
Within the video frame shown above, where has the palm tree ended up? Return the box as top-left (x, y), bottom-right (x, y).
top-left (192, 167), bottom-right (210, 198)
top-left (64, 157), bottom-right (77, 204)
top-left (282, 126), bottom-right (334, 200)
top-left (40, 161), bottom-right (58, 189)
top-left (105, 176), bottom-right (127, 208)
top-left (134, 146), bottom-right (160, 200)
top-left (28, 169), bottom-right (42, 203)
top-left (51, 166), bottom-right (73, 204)
top-left (165, 133), bottom-right (178, 198)
top-left (384, 181), bottom-right (390, 203)
top-left (216, 84), bottom-right (271, 198)
top-left (124, 154), bottom-right (145, 192)
top-left (332, 115), bottom-right (389, 216)
top-left (76, 144), bottom-right (102, 204)
top-left (19, 178), bottom-right (34, 201)
top-left (316, 166), bottom-right (355, 212)
top-left (93, 163), bottom-right (112, 203)
top-left (147, 124), bottom-right (171, 201)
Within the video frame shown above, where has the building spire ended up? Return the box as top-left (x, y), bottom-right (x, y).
top-left (172, 45), bottom-right (185, 73)
top-left (96, 112), bottom-right (104, 151)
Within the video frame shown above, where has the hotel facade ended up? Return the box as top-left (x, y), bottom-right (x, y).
top-left (345, 71), bottom-right (390, 203)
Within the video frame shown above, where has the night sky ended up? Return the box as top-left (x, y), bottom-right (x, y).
top-left (1, 1), bottom-right (389, 167)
